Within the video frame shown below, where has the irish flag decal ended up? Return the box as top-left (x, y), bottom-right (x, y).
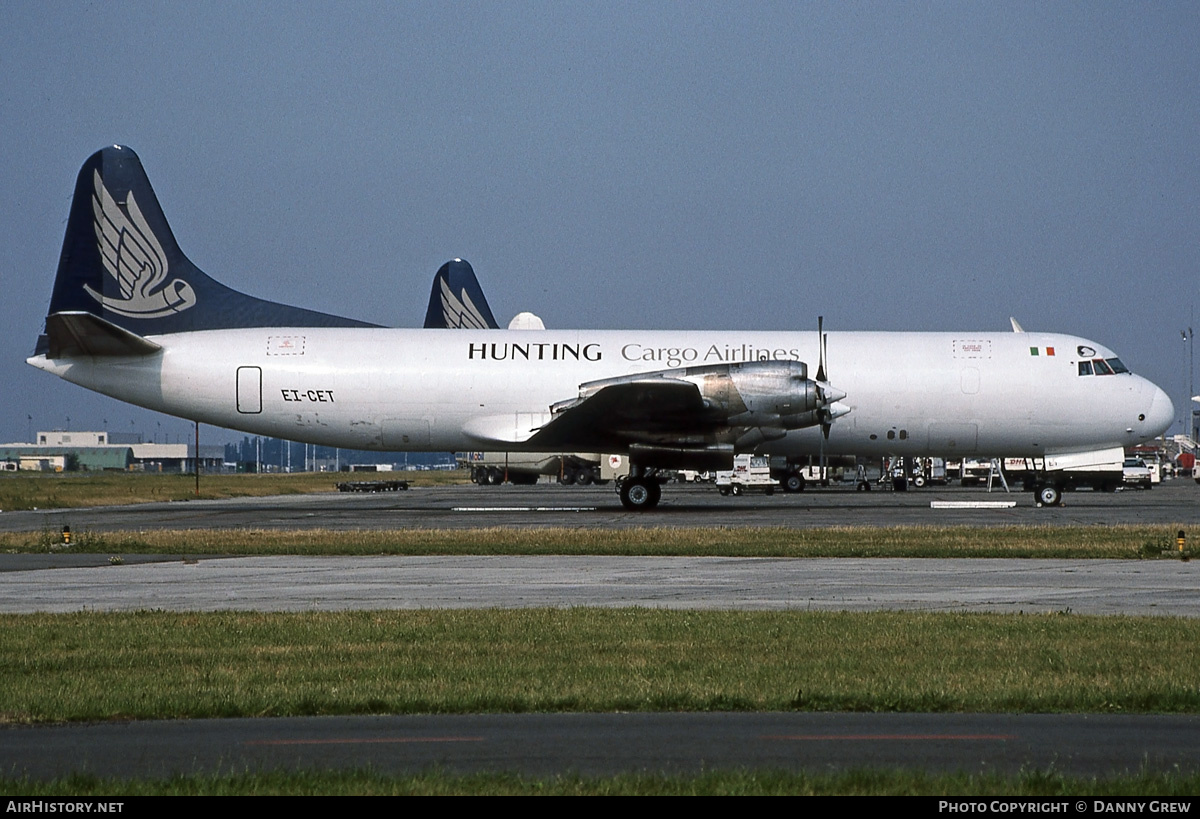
top-left (1029, 346), bottom-right (1056, 356)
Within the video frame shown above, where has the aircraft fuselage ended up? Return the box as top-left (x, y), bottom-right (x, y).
top-left (29, 327), bottom-right (1172, 460)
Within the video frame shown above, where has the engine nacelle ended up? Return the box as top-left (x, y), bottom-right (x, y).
top-left (699, 360), bottom-right (845, 432)
top-left (543, 359), bottom-right (850, 461)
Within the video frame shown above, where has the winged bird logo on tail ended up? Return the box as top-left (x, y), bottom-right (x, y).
top-left (84, 169), bottom-right (197, 319)
top-left (439, 275), bottom-right (491, 329)
top-left (424, 258), bottom-right (500, 329)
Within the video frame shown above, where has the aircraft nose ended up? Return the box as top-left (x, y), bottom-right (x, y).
top-left (1143, 383), bottom-right (1175, 437)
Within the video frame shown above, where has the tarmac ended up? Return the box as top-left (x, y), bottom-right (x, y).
top-left (1, 476), bottom-right (1197, 533)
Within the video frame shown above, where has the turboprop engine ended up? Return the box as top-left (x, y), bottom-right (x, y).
top-left (714, 360), bottom-right (847, 445)
top-left (543, 359), bottom-right (849, 466)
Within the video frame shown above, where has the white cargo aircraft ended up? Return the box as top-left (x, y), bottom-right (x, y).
top-left (28, 146), bottom-right (1174, 509)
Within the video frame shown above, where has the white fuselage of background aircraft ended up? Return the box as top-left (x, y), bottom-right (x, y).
top-left (28, 327), bottom-right (1174, 460)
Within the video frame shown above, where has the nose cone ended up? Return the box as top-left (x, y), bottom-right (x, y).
top-left (1144, 383), bottom-right (1174, 437)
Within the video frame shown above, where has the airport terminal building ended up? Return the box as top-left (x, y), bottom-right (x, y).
top-left (0, 431), bottom-right (224, 473)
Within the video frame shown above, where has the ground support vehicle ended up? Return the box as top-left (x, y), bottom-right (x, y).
top-left (766, 455), bottom-right (855, 492)
top-left (953, 458), bottom-right (996, 487)
top-left (1122, 457), bottom-right (1153, 489)
top-left (716, 455), bottom-right (778, 496)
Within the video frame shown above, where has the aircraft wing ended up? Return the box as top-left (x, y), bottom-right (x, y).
top-left (518, 360), bottom-right (847, 467)
top-left (527, 377), bottom-right (716, 450)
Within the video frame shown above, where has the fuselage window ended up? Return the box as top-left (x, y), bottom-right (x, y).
top-left (1078, 361), bottom-right (1093, 376)
top-left (1092, 359), bottom-right (1114, 375)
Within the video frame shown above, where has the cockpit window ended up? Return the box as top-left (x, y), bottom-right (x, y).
top-left (1078, 355), bottom-right (1131, 376)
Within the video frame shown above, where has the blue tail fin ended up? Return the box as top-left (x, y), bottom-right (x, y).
top-left (38, 145), bottom-right (377, 354)
top-left (423, 258), bottom-right (499, 329)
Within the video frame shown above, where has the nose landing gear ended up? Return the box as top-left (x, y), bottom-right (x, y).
top-left (1034, 483), bottom-right (1063, 507)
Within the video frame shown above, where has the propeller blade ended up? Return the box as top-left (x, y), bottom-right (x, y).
top-left (818, 315), bottom-right (831, 439)
top-left (816, 315), bottom-right (826, 383)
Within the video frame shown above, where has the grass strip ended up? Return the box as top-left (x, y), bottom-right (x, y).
top-left (3, 609), bottom-right (1199, 723)
top-left (5, 768), bottom-right (1200, 796)
top-left (1, 524), bottom-right (1190, 558)
top-left (0, 471), bottom-right (467, 511)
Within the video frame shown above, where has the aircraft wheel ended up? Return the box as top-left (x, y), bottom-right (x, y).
top-left (783, 473), bottom-right (805, 493)
top-left (647, 480), bottom-right (661, 507)
top-left (620, 478), bottom-right (660, 511)
top-left (1036, 483), bottom-right (1063, 507)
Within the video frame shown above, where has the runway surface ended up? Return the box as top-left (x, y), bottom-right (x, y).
top-left (2, 479), bottom-right (1198, 782)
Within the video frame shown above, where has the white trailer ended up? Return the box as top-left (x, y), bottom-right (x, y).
top-left (1003, 446), bottom-right (1125, 505)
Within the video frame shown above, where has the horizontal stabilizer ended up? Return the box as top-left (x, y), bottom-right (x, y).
top-left (44, 311), bottom-right (163, 358)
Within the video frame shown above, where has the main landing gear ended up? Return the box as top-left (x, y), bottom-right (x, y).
top-left (617, 466), bottom-right (663, 510)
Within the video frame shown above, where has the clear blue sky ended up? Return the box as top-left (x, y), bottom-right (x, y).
top-left (1, 1), bottom-right (1197, 444)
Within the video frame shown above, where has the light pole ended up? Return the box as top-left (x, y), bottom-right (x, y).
top-left (1185, 328), bottom-right (1195, 438)
top-left (1187, 326), bottom-right (1195, 440)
